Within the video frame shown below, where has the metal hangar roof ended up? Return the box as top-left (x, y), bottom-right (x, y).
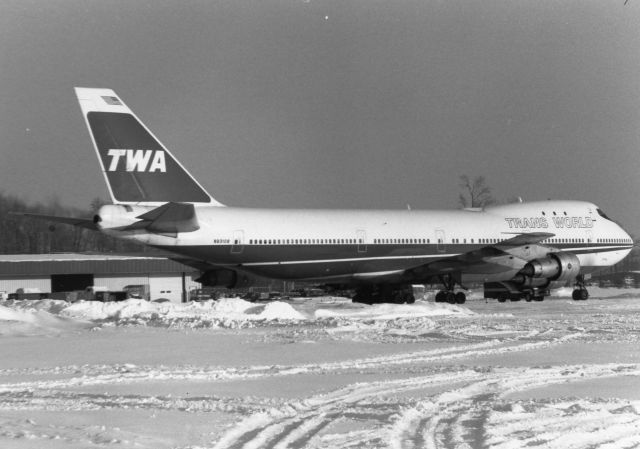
top-left (0, 253), bottom-right (191, 276)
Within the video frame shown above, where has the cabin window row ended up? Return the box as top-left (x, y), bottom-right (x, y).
top-left (596, 238), bottom-right (632, 244)
top-left (374, 238), bottom-right (430, 244)
top-left (231, 237), bottom-right (630, 246)
top-left (542, 238), bottom-right (586, 244)
top-left (248, 238), bottom-right (359, 245)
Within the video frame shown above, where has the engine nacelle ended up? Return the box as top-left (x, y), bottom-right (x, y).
top-left (194, 269), bottom-right (268, 289)
top-left (520, 252), bottom-right (580, 283)
top-left (195, 269), bottom-right (238, 288)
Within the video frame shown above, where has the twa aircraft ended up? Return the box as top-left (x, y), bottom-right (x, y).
top-left (24, 88), bottom-right (634, 304)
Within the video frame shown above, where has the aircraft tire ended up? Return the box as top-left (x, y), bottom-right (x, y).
top-left (455, 292), bottom-right (466, 304)
top-left (581, 289), bottom-right (589, 300)
top-left (572, 289), bottom-right (589, 301)
top-left (446, 292), bottom-right (456, 304)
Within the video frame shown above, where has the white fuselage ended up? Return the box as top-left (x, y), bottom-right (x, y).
top-left (99, 200), bottom-right (633, 285)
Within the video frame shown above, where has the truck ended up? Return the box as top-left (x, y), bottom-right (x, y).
top-left (123, 284), bottom-right (150, 300)
top-left (77, 286), bottom-right (127, 302)
top-left (8, 288), bottom-right (50, 300)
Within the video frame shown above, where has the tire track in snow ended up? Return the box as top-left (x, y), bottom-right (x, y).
top-left (0, 330), bottom-right (588, 448)
top-left (0, 330), bottom-right (581, 395)
top-left (396, 364), bottom-right (640, 449)
top-left (212, 363), bottom-right (640, 449)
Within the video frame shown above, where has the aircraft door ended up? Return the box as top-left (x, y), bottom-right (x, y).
top-left (356, 230), bottom-right (367, 253)
top-left (231, 230), bottom-right (244, 254)
top-left (586, 230), bottom-right (594, 245)
top-left (436, 229), bottom-right (446, 253)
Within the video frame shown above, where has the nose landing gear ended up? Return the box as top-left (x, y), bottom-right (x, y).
top-left (572, 275), bottom-right (589, 301)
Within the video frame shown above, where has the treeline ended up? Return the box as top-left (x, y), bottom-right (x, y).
top-left (0, 193), bottom-right (143, 254)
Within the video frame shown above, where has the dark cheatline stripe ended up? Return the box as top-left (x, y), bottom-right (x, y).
top-left (155, 242), bottom-right (632, 281)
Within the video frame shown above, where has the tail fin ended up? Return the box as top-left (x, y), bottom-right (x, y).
top-left (75, 87), bottom-right (223, 206)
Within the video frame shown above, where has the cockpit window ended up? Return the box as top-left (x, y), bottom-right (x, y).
top-left (597, 208), bottom-right (611, 221)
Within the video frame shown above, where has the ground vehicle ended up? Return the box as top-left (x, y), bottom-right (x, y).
top-left (189, 288), bottom-right (222, 301)
top-left (123, 284), bottom-right (150, 300)
top-left (78, 286), bottom-right (127, 302)
top-left (8, 288), bottom-right (50, 300)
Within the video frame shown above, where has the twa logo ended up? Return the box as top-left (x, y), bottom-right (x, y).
top-left (107, 149), bottom-right (166, 173)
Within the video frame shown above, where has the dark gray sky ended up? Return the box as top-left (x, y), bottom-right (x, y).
top-left (2, 0), bottom-right (639, 234)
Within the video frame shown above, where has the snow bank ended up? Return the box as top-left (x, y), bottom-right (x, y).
top-left (0, 302), bottom-right (87, 335)
top-left (315, 301), bottom-right (474, 320)
top-left (0, 304), bottom-right (38, 323)
top-left (253, 301), bottom-right (307, 320)
top-left (0, 296), bottom-right (472, 332)
top-left (54, 297), bottom-right (307, 328)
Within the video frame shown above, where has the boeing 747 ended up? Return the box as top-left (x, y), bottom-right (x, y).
top-left (19, 88), bottom-right (634, 304)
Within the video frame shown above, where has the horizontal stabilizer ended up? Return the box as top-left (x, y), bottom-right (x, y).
top-left (10, 212), bottom-right (98, 230)
top-left (123, 202), bottom-right (199, 234)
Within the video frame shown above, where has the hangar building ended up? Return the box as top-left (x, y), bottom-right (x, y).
top-left (0, 254), bottom-right (199, 303)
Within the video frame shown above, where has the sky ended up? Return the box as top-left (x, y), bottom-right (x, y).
top-left (1, 0), bottom-right (639, 234)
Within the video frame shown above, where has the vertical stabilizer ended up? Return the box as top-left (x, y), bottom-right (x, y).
top-left (75, 87), bottom-right (223, 206)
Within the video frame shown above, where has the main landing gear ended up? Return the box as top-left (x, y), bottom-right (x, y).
top-left (434, 274), bottom-right (466, 304)
top-left (572, 275), bottom-right (589, 301)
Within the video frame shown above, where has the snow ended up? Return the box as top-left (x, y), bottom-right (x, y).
top-left (0, 296), bottom-right (470, 332)
top-left (1, 290), bottom-right (640, 448)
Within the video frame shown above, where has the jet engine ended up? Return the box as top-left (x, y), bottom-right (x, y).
top-left (519, 252), bottom-right (580, 283)
top-left (195, 269), bottom-right (238, 288)
top-left (195, 269), bottom-right (268, 289)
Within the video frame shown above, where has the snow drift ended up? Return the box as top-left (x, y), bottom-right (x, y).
top-left (0, 296), bottom-right (472, 333)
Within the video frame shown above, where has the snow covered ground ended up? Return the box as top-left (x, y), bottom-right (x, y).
top-left (1, 290), bottom-right (640, 448)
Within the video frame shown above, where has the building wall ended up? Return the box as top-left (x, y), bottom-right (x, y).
top-left (0, 255), bottom-right (203, 302)
top-left (0, 276), bottom-right (51, 295)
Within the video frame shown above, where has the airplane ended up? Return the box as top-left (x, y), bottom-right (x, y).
top-left (19, 87), bottom-right (635, 304)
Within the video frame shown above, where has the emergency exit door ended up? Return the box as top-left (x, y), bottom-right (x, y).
top-left (436, 229), bottom-right (446, 253)
top-left (231, 230), bottom-right (244, 254)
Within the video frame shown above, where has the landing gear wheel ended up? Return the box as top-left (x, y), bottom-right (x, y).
top-left (572, 275), bottom-right (589, 301)
top-left (436, 274), bottom-right (467, 305)
top-left (572, 289), bottom-right (589, 301)
top-left (524, 293), bottom-right (532, 302)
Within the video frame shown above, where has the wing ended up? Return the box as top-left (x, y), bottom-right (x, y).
top-left (404, 232), bottom-right (556, 282)
top-left (358, 232), bottom-right (556, 284)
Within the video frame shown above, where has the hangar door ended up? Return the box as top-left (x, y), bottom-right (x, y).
top-left (149, 274), bottom-right (184, 303)
top-left (51, 274), bottom-right (94, 293)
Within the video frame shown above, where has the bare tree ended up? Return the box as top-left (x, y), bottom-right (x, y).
top-left (458, 175), bottom-right (496, 209)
